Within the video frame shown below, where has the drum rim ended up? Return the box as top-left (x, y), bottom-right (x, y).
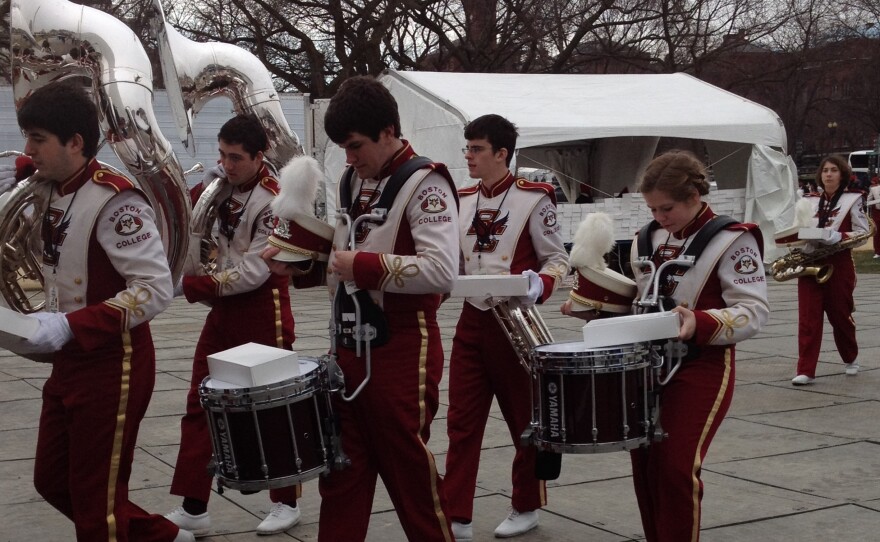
top-left (216, 463), bottom-right (329, 490)
top-left (201, 357), bottom-right (322, 392)
top-left (532, 436), bottom-right (649, 454)
top-left (199, 360), bottom-right (326, 405)
top-left (533, 339), bottom-right (652, 355)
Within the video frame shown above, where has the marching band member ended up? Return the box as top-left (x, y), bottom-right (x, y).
top-left (790, 155), bottom-right (869, 385)
top-left (869, 174), bottom-right (880, 258)
top-left (166, 114), bottom-right (302, 537)
top-left (264, 76), bottom-right (460, 541)
top-left (16, 82), bottom-right (190, 541)
top-left (563, 150), bottom-right (769, 542)
top-left (444, 114), bottom-right (568, 541)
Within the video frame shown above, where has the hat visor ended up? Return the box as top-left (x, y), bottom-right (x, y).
top-left (267, 237), bottom-right (315, 262)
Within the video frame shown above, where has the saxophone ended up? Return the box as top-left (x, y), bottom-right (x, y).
top-left (770, 219), bottom-right (875, 283)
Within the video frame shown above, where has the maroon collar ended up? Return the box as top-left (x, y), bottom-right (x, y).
top-left (480, 171), bottom-right (514, 197)
top-left (237, 164), bottom-right (270, 193)
top-left (57, 159), bottom-right (98, 197)
top-left (674, 203), bottom-right (715, 240)
top-left (376, 140), bottom-right (416, 180)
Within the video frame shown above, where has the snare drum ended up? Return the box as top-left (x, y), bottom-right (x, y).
top-left (528, 341), bottom-right (653, 453)
top-left (200, 357), bottom-right (336, 491)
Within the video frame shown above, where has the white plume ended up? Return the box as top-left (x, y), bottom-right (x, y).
top-left (271, 155), bottom-right (323, 218)
top-left (793, 195), bottom-right (814, 228)
top-left (569, 212), bottom-right (615, 270)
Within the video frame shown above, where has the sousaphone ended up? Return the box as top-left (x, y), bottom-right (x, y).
top-left (3, 0), bottom-right (192, 311)
top-left (149, 0), bottom-right (303, 274)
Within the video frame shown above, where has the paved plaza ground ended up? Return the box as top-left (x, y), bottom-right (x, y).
top-left (1, 273), bottom-right (879, 541)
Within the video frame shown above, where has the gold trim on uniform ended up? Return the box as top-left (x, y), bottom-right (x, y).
top-left (711, 309), bottom-right (749, 342)
top-left (273, 288), bottom-right (284, 348)
top-left (689, 347), bottom-right (732, 542)
top-left (414, 310), bottom-right (452, 541)
top-left (105, 318), bottom-right (133, 542)
top-left (213, 270), bottom-right (242, 295)
top-left (386, 255), bottom-right (420, 288)
top-left (105, 288), bottom-right (152, 330)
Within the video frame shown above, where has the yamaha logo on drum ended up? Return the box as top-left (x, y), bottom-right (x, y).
top-left (215, 417), bottom-right (236, 473)
top-left (546, 380), bottom-right (560, 438)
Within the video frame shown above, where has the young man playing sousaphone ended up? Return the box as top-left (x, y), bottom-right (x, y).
top-left (14, 81), bottom-right (192, 542)
top-left (444, 114), bottom-right (569, 541)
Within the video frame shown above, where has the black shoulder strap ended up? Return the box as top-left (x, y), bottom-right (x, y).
top-left (637, 220), bottom-right (662, 259)
top-left (339, 166), bottom-right (357, 212)
top-left (338, 156), bottom-right (434, 216)
top-left (375, 156), bottom-right (433, 211)
top-left (681, 215), bottom-right (738, 261)
top-left (637, 215), bottom-right (738, 262)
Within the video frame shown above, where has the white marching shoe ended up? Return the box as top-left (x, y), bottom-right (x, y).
top-left (173, 528), bottom-right (196, 542)
top-left (452, 520), bottom-right (473, 541)
top-left (165, 506), bottom-right (211, 538)
top-left (791, 374), bottom-right (815, 386)
top-left (845, 362), bottom-right (860, 376)
top-left (256, 503), bottom-right (301, 535)
top-left (494, 508), bottom-right (539, 538)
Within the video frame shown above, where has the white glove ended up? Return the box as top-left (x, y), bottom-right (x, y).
top-left (819, 229), bottom-right (842, 245)
top-left (0, 164), bottom-right (16, 195)
top-left (520, 270), bottom-right (544, 307)
top-left (201, 163), bottom-right (226, 184)
top-left (801, 241), bottom-right (817, 254)
top-left (20, 312), bottom-right (74, 354)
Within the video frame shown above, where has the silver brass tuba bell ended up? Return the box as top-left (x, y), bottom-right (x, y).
top-left (488, 296), bottom-right (555, 373)
top-left (4, 0), bottom-right (192, 311)
top-left (149, 0), bottom-right (303, 275)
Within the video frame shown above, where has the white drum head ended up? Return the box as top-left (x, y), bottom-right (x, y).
top-left (202, 377), bottom-right (246, 390)
top-left (298, 358), bottom-right (318, 376)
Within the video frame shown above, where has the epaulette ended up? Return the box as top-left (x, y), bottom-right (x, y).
top-left (514, 177), bottom-right (554, 197)
top-left (458, 184), bottom-right (480, 196)
top-left (91, 168), bottom-right (135, 193)
top-left (260, 176), bottom-right (280, 196)
top-left (725, 222), bottom-right (764, 256)
top-left (726, 222), bottom-right (759, 232)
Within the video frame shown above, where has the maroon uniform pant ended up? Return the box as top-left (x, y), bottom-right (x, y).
top-left (171, 285), bottom-right (298, 503)
top-left (796, 250), bottom-right (857, 377)
top-left (318, 309), bottom-right (451, 541)
top-left (630, 347), bottom-right (734, 542)
top-left (35, 329), bottom-right (179, 542)
top-left (444, 303), bottom-right (545, 521)
top-left (871, 207), bottom-right (880, 255)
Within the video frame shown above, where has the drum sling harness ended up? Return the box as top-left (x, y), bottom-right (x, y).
top-left (636, 215), bottom-right (738, 369)
top-left (334, 156), bottom-right (434, 350)
top-left (636, 214), bottom-right (739, 309)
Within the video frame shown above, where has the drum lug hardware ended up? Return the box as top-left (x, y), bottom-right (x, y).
top-left (332, 449), bottom-right (351, 471)
top-left (649, 393), bottom-right (667, 442)
top-left (353, 324), bottom-right (377, 342)
top-left (664, 340), bottom-right (688, 360)
top-left (520, 426), bottom-right (537, 448)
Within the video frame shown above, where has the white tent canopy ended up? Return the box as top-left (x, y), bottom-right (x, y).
top-left (387, 70), bottom-right (787, 150)
top-left (318, 70), bottom-right (799, 261)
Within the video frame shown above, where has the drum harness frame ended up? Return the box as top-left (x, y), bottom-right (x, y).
top-left (331, 157), bottom-right (434, 402)
top-left (633, 214), bottom-right (738, 441)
